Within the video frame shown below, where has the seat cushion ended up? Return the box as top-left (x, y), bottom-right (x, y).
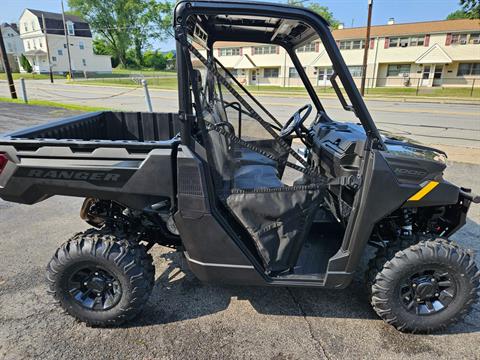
top-left (236, 149), bottom-right (277, 167)
top-left (233, 165), bottom-right (283, 190)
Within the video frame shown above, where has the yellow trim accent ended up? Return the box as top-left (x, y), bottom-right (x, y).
top-left (408, 181), bottom-right (439, 201)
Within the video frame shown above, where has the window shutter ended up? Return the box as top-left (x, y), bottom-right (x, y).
top-left (217, 48), bottom-right (221, 56)
top-left (239, 47), bottom-right (243, 56)
top-left (336, 40), bottom-right (340, 48)
top-left (315, 41), bottom-right (319, 52)
top-left (370, 38), bottom-right (375, 50)
top-left (251, 46), bottom-right (255, 55)
top-left (276, 45), bottom-right (279, 54)
top-left (445, 33), bottom-right (452, 46)
top-left (424, 34), bottom-right (430, 46)
top-left (384, 37), bottom-right (390, 49)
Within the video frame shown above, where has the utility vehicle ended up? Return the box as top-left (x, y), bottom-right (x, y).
top-left (0, 0), bottom-right (479, 333)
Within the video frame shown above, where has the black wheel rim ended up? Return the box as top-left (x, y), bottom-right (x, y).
top-left (399, 268), bottom-right (456, 316)
top-left (67, 266), bottom-right (122, 311)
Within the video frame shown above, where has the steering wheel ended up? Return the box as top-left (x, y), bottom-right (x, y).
top-left (280, 104), bottom-right (312, 139)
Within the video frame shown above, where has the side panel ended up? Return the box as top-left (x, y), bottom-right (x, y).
top-left (324, 150), bottom-right (423, 287)
top-left (0, 145), bottom-right (177, 210)
top-left (174, 146), bottom-right (266, 285)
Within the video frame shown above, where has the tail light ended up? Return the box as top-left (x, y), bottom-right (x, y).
top-left (0, 153), bottom-right (8, 175)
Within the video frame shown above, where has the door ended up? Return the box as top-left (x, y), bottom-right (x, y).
top-left (433, 65), bottom-right (443, 87)
top-left (317, 67), bottom-right (333, 86)
top-left (421, 65), bottom-right (431, 86)
top-left (250, 69), bottom-right (257, 85)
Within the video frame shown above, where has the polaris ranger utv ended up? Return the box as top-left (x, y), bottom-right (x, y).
top-left (0, 1), bottom-right (478, 333)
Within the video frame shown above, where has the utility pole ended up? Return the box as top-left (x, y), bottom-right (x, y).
top-left (0, 25), bottom-right (17, 99)
top-left (42, 14), bottom-right (54, 83)
top-left (61, 0), bottom-right (74, 80)
top-left (360, 0), bottom-right (373, 96)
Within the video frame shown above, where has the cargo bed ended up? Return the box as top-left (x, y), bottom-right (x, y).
top-left (0, 111), bottom-right (181, 209)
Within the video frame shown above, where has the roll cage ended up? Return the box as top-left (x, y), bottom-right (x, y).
top-left (174, 0), bottom-right (385, 150)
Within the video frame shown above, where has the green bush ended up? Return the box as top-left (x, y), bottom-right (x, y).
top-left (20, 54), bottom-right (32, 73)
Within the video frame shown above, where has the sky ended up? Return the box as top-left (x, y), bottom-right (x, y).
top-left (1, 0), bottom-right (464, 51)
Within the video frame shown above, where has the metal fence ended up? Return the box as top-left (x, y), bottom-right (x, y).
top-left (247, 76), bottom-right (480, 97)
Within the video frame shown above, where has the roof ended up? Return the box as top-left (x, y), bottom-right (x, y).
top-left (332, 19), bottom-right (480, 40)
top-left (1, 23), bottom-right (19, 34)
top-left (206, 19), bottom-right (480, 47)
top-left (24, 9), bottom-right (92, 38)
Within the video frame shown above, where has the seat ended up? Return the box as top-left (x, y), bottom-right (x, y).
top-left (233, 164), bottom-right (283, 189)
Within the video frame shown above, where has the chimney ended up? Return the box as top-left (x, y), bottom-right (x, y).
top-left (387, 18), bottom-right (395, 25)
top-left (338, 23), bottom-right (344, 30)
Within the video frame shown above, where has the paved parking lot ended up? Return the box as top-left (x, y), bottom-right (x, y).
top-left (0, 103), bottom-right (479, 359)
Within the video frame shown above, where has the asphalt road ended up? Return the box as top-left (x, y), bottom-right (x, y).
top-left (1, 79), bottom-right (479, 148)
top-left (0, 103), bottom-right (479, 359)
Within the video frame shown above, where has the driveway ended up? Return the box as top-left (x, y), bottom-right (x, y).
top-left (0, 103), bottom-right (479, 359)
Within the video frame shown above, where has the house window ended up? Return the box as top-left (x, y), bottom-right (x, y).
top-left (31, 21), bottom-right (36, 31)
top-left (219, 47), bottom-right (240, 56)
top-left (82, 59), bottom-right (87, 66)
top-left (296, 42), bottom-right (316, 52)
top-left (289, 67), bottom-right (299, 78)
top-left (230, 69), bottom-right (238, 76)
top-left (387, 64), bottom-right (411, 76)
top-left (63, 43), bottom-right (67, 49)
top-left (469, 33), bottom-right (480, 44)
top-left (457, 63), bottom-right (480, 76)
top-left (451, 33), bottom-right (468, 45)
top-left (58, 49), bottom-right (63, 56)
top-left (79, 41), bottom-right (85, 50)
top-left (24, 23), bottom-right (28, 32)
top-left (6, 42), bottom-right (13, 53)
top-left (52, 56), bottom-right (57, 62)
top-left (253, 45), bottom-right (277, 55)
top-left (27, 40), bottom-right (31, 50)
top-left (389, 37), bottom-right (410, 48)
top-left (67, 22), bottom-right (75, 36)
top-left (263, 68), bottom-right (279, 78)
top-left (348, 66), bottom-right (363, 77)
top-left (339, 40), bottom-right (365, 50)
top-left (38, 39), bottom-right (43, 48)
top-left (409, 36), bottom-right (425, 46)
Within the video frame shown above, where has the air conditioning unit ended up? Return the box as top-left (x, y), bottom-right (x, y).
top-left (460, 40), bottom-right (467, 45)
top-left (472, 39), bottom-right (480, 44)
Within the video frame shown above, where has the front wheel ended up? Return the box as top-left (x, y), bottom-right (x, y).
top-left (369, 239), bottom-right (479, 333)
top-left (46, 229), bottom-right (155, 327)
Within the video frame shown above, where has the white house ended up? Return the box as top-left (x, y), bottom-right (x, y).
top-left (0, 23), bottom-right (24, 72)
top-left (18, 9), bottom-right (112, 75)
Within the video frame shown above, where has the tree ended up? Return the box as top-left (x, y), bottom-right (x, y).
top-left (68, 0), bottom-right (173, 68)
top-left (447, 9), bottom-right (469, 19)
top-left (460, 0), bottom-right (480, 18)
top-left (20, 54), bottom-right (32, 73)
top-left (308, 3), bottom-right (340, 29)
top-left (143, 50), bottom-right (167, 70)
top-left (286, 1), bottom-right (340, 29)
top-left (448, 1), bottom-right (480, 19)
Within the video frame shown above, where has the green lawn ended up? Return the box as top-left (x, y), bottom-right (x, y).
top-left (69, 75), bottom-right (479, 98)
top-left (112, 68), bottom-right (177, 77)
top-left (0, 73), bottom-right (65, 80)
top-left (0, 97), bottom-right (110, 112)
top-left (72, 76), bottom-right (178, 90)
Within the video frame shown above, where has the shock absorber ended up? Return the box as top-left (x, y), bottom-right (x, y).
top-left (401, 209), bottom-right (413, 236)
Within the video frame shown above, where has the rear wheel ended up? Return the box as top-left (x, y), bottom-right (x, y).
top-left (46, 229), bottom-right (155, 326)
top-left (368, 239), bottom-right (479, 333)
